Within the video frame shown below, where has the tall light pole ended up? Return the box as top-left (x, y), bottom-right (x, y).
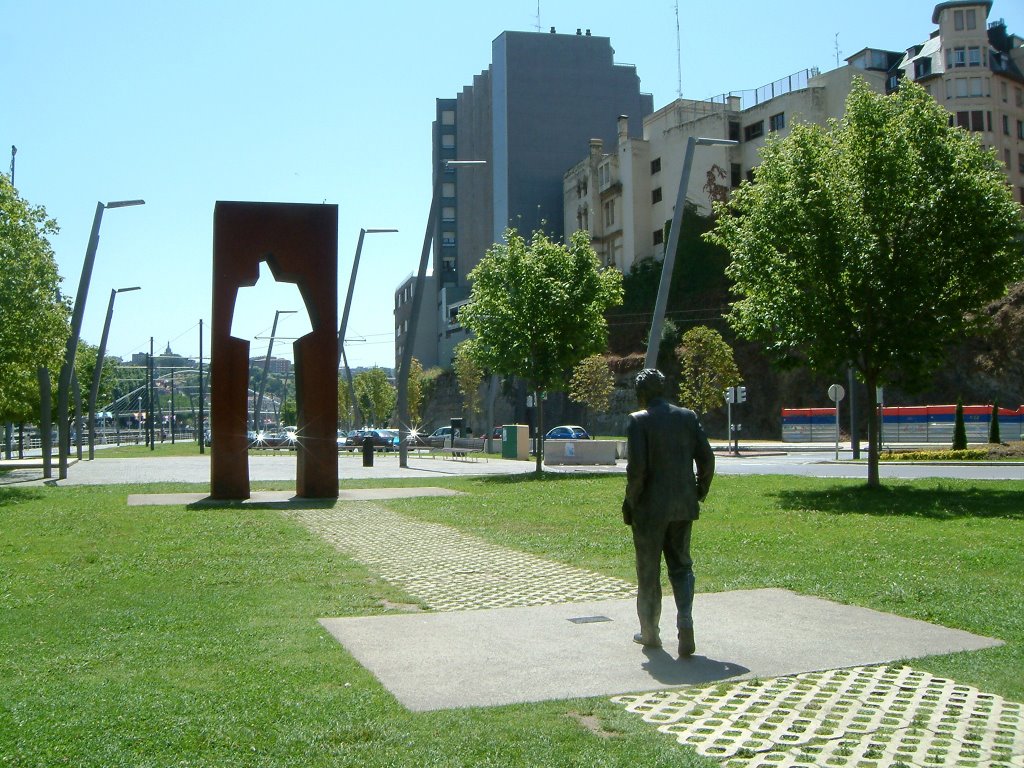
top-left (87, 285), bottom-right (141, 459)
top-left (253, 309), bottom-right (296, 431)
top-left (644, 137), bottom-right (737, 369)
top-left (57, 198), bottom-right (145, 479)
top-left (339, 228), bottom-right (397, 428)
top-left (397, 159), bottom-right (486, 467)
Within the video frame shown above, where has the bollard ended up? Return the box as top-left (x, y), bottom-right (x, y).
top-left (362, 437), bottom-right (374, 467)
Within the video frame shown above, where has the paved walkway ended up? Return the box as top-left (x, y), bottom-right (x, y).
top-left (297, 501), bottom-right (1017, 768)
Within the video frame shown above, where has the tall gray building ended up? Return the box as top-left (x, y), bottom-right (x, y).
top-left (396, 28), bottom-right (653, 370)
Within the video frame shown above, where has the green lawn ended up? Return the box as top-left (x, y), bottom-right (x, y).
top-left (1, 474), bottom-right (1021, 766)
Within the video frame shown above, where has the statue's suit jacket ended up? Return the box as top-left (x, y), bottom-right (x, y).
top-left (624, 397), bottom-right (715, 527)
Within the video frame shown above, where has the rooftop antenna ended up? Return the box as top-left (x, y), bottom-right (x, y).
top-left (675, 1), bottom-right (682, 97)
top-left (9, 145), bottom-right (15, 186)
top-left (534, 1), bottom-right (541, 32)
top-left (835, 33), bottom-right (841, 68)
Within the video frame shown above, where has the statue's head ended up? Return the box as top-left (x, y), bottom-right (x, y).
top-left (635, 368), bottom-right (665, 407)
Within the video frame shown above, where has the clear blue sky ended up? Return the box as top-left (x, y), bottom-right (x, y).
top-left (6, 1), bottom-right (1021, 369)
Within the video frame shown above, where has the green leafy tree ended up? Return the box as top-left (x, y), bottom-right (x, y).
top-left (569, 355), bottom-right (614, 427)
top-left (0, 175), bottom-right (69, 422)
top-left (353, 367), bottom-right (396, 427)
top-left (675, 326), bottom-right (740, 415)
top-left (707, 78), bottom-right (1024, 487)
top-left (460, 228), bottom-right (623, 474)
top-left (337, 375), bottom-right (354, 429)
top-left (407, 357), bottom-right (425, 426)
top-left (453, 342), bottom-right (483, 428)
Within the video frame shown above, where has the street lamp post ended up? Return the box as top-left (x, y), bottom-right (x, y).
top-left (57, 199), bottom-right (144, 479)
top-left (397, 160), bottom-right (486, 467)
top-left (339, 228), bottom-right (397, 428)
top-left (253, 309), bottom-right (296, 432)
top-left (644, 138), bottom-right (737, 369)
top-left (87, 286), bottom-right (141, 459)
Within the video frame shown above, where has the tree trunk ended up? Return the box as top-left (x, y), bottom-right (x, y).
top-left (534, 388), bottom-right (544, 476)
top-left (864, 374), bottom-right (880, 488)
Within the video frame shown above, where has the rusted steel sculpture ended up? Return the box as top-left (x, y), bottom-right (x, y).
top-left (211, 202), bottom-right (338, 499)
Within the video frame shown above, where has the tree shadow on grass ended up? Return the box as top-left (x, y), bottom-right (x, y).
top-left (773, 484), bottom-right (1024, 521)
top-left (0, 487), bottom-right (47, 507)
top-left (476, 472), bottom-right (613, 487)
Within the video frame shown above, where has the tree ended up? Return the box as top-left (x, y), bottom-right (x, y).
top-left (353, 367), bottom-right (396, 427)
top-left (674, 326), bottom-right (740, 416)
top-left (707, 78), bottom-right (1024, 487)
top-left (569, 354), bottom-right (614, 427)
top-left (0, 175), bottom-right (69, 422)
top-left (453, 342), bottom-right (483, 428)
top-left (338, 375), bottom-right (354, 429)
top-left (953, 398), bottom-right (968, 450)
top-left (407, 357), bottom-right (426, 426)
top-left (460, 228), bottom-right (623, 474)
top-left (989, 400), bottom-right (1001, 445)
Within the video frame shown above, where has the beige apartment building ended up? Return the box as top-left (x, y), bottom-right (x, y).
top-left (565, 1), bottom-right (1023, 274)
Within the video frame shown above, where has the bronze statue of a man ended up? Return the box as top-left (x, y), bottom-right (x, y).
top-left (622, 368), bottom-right (715, 657)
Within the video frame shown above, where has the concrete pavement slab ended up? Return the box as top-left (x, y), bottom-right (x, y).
top-left (319, 587), bottom-right (1001, 712)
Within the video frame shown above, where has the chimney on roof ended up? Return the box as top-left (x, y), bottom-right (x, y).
top-left (617, 115), bottom-right (630, 142)
top-left (550, 26), bottom-right (556, 33)
top-left (577, 28), bottom-right (582, 35)
top-left (585, 29), bottom-right (592, 36)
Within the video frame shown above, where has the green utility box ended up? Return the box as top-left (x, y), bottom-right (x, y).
top-left (501, 424), bottom-right (530, 460)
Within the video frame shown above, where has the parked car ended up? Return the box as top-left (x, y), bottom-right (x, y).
top-left (544, 425), bottom-right (591, 440)
top-left (346, 429), bottom-right (399, 452)
top-left (427, 426), bottom-right (460, 447)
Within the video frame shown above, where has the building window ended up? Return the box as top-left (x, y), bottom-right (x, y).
top-left (956, 78), bottom-right (968, 98)
top-left (731, 163), bottom-right (742, 188)
top-left (1017, 88), bottom-right (1023, 107)
top-left (956, 111), bottom-right (970, 129)
top-left (970, 110), bottom-right (984, 132)
top-left (914, 58), bottom-right (932, 79)
top-left (1005, 148), bottom-right (1012, 168)
top-left (441, 110), bottom-right (455, 126)
top-left (651, 187), bottom-right (662, 204)
top-left (743, 121), bottom-right (764, 141)
top-left (966, 8), bottom-right (976, 29)
top-left (441, 231), bottom-right (455, 247)
top-left (968, 47), bottom-right (982, 67)
top-left (652, 229), bottom-right (664, 246)
top-left (953, 47), bottom-right (966, 67)
top-left (1018, 153), bottom-right (1024, 174)
top-left (769, 112), bottom-right (785, 132)
top-left (728, 121), bottom-right (740, 142)
top-left (442, 256), bottom-right (456, 272)
top-left (441, 133), bottom-right (455, 149)
top-left (603, 200), bottom-right (615, 227)
top-left (442, 205), bottom-right (455, 222)
top-left (969, 77), bottom-right (983, 97)
top-left (650, 157), bottom-right (661, 174)
top-left (441, 182), bottom-right (455, 198)
top-left (954, 9), bottom-right (964, 30)
top-left (1018, 120), bottom-right (1024, 140)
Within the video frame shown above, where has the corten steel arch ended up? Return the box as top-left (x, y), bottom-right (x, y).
top-left (211, 202), bottom-right (338, 499)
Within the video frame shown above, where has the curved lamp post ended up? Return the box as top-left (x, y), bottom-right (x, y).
top-left (644, 137), bottom-right (736, 369)
top-left (57, 199), bottom-right (145, 479)
top-left (397, 160), bottom-right (486, 467)
top-left (87, 285), bottom-right (141, 459)
top-left (338, 227), bottom-right (398, 427)
top-left (253, 309), bottom-right (296, 432)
